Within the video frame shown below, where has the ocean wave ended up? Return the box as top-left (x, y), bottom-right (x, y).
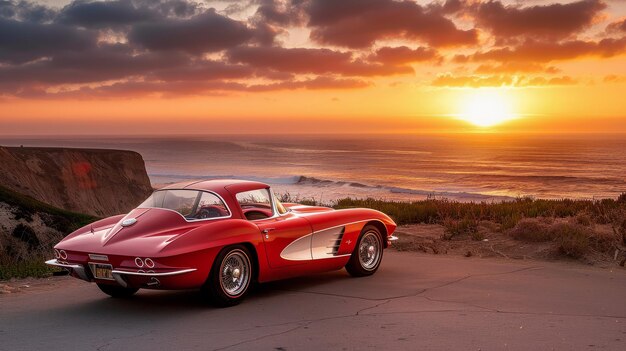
top-left (149, 173), bottom-right (525, 201)
top-left (294, 176), bottom-right (514, 201)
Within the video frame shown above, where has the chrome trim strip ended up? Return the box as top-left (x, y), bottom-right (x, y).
top-left (45, 259), bottom-right (78, 269)
top-left (137, 189), bottom-right (233, 223)
top-left (45, 259), bottom-right (91, 282)
top-left (389, 235), bottom-right (399, 241)
top-left (111, 268), bottom-right (197, 277)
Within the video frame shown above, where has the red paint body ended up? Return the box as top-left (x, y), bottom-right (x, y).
top-left (52, 179), bottom-right (397, 290)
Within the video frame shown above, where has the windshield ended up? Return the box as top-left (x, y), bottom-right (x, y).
top-left (138, 189), bottom-right (230, 220)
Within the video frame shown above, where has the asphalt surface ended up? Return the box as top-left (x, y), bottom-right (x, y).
top-left (1, 251), bottom-right (625, 351)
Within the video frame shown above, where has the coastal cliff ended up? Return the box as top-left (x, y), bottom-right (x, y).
top-left (0, 146), bottom-right (152, 217)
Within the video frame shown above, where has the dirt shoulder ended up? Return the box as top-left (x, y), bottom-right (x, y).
top-left (393, 222), bottom-right (626, 268)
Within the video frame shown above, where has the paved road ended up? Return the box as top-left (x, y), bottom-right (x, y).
top-left (1, 251), bottom-right (625, 350)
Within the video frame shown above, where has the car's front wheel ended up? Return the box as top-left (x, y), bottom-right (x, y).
top-left (97, 283), bottom-right (139, 298)
top-left (203, 245), bottom-right (253, 307)
top-left (345, 225), bottom-right (384, 277)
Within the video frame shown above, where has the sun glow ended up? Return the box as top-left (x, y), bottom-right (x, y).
top-left (459, 89), bottom-right (516, 127)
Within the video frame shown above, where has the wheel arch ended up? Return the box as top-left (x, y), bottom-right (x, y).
top-left (239, 242), bottom-right (260, 283)
top-left (210, 242), bottom-right (260, 283)
top-left (365, 220), bottom-right (388, 248)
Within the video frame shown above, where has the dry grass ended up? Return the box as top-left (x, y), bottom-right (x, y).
top-left (508, 218), bottom-right (552, 242)
top-left (332, 194), bottom-right (626, 264)
top-left (550, 222), bottom-right (592, 259)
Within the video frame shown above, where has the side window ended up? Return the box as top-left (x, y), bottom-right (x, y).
top-left (162, 190), bottom-right (197, 217)
top-left (193, 192), bottom-right (230, 219)
top-left (236, 189), bottom-right (273, 221)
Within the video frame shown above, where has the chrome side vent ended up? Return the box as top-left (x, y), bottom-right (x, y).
top-left (327, 227), bottom-right (345, 256)
top-left (312, 226), bottom-right (346, 259)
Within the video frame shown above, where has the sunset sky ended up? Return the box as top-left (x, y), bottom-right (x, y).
top-left (1, 0), bottom-right (625, 134)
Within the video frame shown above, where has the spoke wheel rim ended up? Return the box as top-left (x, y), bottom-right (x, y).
top-left (219, 249), bottom-right (251, 297)
top-left (358, 231), bottom-right (381, 271)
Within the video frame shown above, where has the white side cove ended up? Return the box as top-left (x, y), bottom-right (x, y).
top-left (280, 233), bottom-right (313, 260)
top-left (280, 226), bottom-right (346, 261)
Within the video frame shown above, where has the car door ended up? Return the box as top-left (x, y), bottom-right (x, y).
top-left (255, 212), bottom-right (313, 268)
top-left (233, 188), bottom-right (314, 268)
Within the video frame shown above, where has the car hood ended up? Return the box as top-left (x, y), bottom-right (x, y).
top-left (58, 208), bottom-right (202, 257)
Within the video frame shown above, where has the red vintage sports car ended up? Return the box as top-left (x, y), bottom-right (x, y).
top-left (46, 179), bottom-right (397, 306)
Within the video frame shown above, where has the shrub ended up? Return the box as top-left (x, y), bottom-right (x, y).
top-left (574, 212), bottom-right (593, 226)
top-left (332, 196), bottom-right (624, 227)
top-left (509, 218), bottom-right (552, 242)
top-left (551, 223), bottom-right (591, 258)
top-left (11, 224), bottom-right (40, 249)
top-left (442, 215), bottom-right (479, 240)
top-left (500, 213), bottom-right (522, 231)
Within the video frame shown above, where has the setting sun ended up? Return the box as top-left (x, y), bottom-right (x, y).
top-left (459, 90), bottom-right (516, 127)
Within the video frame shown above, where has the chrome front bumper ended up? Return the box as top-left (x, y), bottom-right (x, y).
top-left (45, 259), bottom-right (197, 288)
top-left (387, 235), bottom-right (399, 245)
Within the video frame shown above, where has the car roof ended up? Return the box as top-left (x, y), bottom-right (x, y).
top-left (160, 179), bottom-right (269, 193)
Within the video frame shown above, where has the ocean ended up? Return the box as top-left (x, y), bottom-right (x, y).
top-left (1, 134), bottom-right (625, 202)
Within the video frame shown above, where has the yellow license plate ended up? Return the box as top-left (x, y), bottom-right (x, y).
top-left (90, 263), bottom-right (113, 280)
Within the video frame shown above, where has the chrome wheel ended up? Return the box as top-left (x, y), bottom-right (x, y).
top-left (358, 231), bottom-right (381, 271)
top-left (219, 249), bottom-right (250, 297)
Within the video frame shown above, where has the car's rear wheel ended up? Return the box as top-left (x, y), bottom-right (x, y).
top-left (96, 283), bottom-right (139, 298)
top-left (203, 245), bottom-right (253, 307)
top-left (345, 225), bottom-right (384, 277)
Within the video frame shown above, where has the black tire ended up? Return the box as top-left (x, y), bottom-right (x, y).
top-left (345, 225), bottom-right (384, 277)
top-left (97, 283), bottom-right (139, 298)
top-left (203, 245), bottom-right (253, 307)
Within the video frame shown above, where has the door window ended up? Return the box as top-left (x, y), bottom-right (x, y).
top-left (236, 189), bottom-right (274, 220)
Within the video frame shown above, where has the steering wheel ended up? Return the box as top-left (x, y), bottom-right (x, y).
top-left (197, 208), bottom-right (221, 219)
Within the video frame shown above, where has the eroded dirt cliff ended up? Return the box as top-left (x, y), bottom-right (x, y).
top-left (0, 146), bottom-right (152, 217)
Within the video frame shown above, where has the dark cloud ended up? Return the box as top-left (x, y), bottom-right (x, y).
top-left (0, 0), bottom-right (55, 22)
top-left (0, 45), bottom-right (189, 84)
top-left (151, 60), bottom-right (255, 82)
top-left (128, 9), bottom-right (254, 53)
top-left (607, 18), bottom-right (626, 33)
top-left (0, 0), bottom-right (623, 98)
top-left (370, 46), bottom-right (440, 65)
top-left (227, 46), bottom-right (413, 76)
top-left (0, 17), bottom-right (96, 63)
top-left (254, 0), bottom-right (305, 26)
top-left (305, 0), bottom-right (477, 48)
top-left (246, 76), bottom-right (371, 91)
top-left (57, 0), bottom-right (205, 28)
top-left (58, 0), bottom-right (159, 28)
top-left (470, 0), bottom-right (606, 39)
